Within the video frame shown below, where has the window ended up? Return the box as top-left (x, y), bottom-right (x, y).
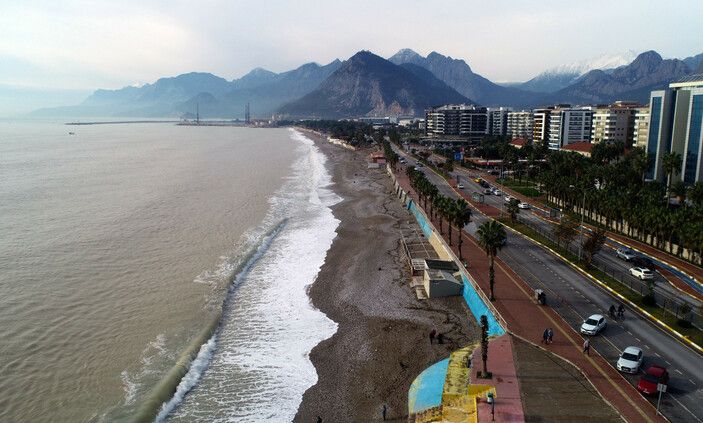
top-left (684, 95), bottom-right (703, 183)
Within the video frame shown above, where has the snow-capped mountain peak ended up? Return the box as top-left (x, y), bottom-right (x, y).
top-left (543, 50), bottom-right (641, 77)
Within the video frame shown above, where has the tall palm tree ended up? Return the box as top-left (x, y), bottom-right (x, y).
top-left (477, 220), bottom-right (507, 301)
top-left (662, 151), bottom-right (682, 208)
top-left (433, 195), bottom-right (446, 233)
top-left (453, 199), bottom-right (473, 261)
top-left (444, 199), bottom-right (457, 246)
top-left (506, 198), bottom-right (520, 224)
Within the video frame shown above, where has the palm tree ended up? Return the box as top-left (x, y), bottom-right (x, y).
top-left (506, 198), bottom-right (520, 224)
top-left (453, 199), bottom-right (473, 261)
top-left (433, 195), bottom-right (446, 233)
top-left (662, 151), bottom-right (682, 208)
top-left (688, 182), bottom-right (703, 207)
top-left (444, 199), bottom-right (457, 246)
top-left (477, 220), bottom-right (507, 301)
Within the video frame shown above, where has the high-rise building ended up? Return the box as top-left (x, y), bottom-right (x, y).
top-left (487, 107), bottom-right (511, 137)
top-left (532, 108), bottom-right (553, 145)
top-left (633, 107), bottom-right (650, 149)
top-left (591, 101), bottom-right (641, 146)
top-left (548, 106), bottom-right (594, 150)
top-left (425, 104), bottom-right (488, 143)
top-left (646, 74), bottom-right (703, 183)
top-left (507, 111), bottom-right (533, 141)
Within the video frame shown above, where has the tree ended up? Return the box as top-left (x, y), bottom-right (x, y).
top-left (480, 315), bottom-right (490, 378)
top-left (453, 199), bottom-right (473, 261)
top-left (444, 199), bottom-right (457, 246)
top-left (554, 216), bottom-right (578, 248)
top-left (662, 151), bottom-right (682, 208)
top-left (581, 228), bottom-right (606, 268)
top-left (671, 180), bottom-right (687, 204)
top-left (477, 220), bottom-right (507, 301)
top-left (688, 182), bottom-right (703, 207)
top-left (506, 198), bottom-right (520, 223)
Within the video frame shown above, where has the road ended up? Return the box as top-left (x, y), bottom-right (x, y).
top-left (396, 150), bottom-right (703, 422)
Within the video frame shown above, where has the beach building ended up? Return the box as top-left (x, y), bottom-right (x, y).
top-left (548, 106), bottom-right (594, 150)
top-left (645, 74), bottom-right (703, 183)
top-left (532, 107), bottom-right (552, 145)
top-left (507, 111), bottom-right (533, 141)
top-left (423, 259), bottom-right (463, 298)
top-left (425, 104), bottom-right (488, 144)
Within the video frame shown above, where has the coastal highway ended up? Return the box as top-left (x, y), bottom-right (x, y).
top-left (396, 150), bottom-right (703, 422)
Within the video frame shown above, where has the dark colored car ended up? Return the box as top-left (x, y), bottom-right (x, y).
top-left (637, 365), bottom-right (669, 395)
top-left (632, 256), bottom-right (655, 271)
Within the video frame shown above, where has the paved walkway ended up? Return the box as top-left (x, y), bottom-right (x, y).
top-left (470, 334), bottom-right (523, 423)
top-left (394, 169), bottom-right (665, 423)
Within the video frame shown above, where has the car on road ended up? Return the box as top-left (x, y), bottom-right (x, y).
top-left (637, 365), bottom-right (669, 395)
top-left (616, 247), bottom-right (636, 261)
top-left (580, 314), bottom-right (606, 335)
top-left (399, 158), bottom-right (406, 164)
top-left (632, 256), bottom-right (655, 271)
top-left (518, 202), bottom-right (531, 209)
top-left (488, 169), bottom-right (499, 175)
top-left (492, 188), bottom-right (502, 196)
top-left (416, 163), bottom-right (423, 168)
top-left (457, 183), bottom-right (465, 189)
top-left (616, 346), bottom-right (644, 374)
top-left (473, 177), bottom-right (482, 183)
top-left (629, 267), bottom-right (654, 280)
top-left (483, 188), bottom-right (492, 195)
top-left (504, 195), bottom-right (513, 203)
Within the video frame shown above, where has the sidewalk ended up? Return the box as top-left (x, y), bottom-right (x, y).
top-left (394, 168), bottom-right (665, 423)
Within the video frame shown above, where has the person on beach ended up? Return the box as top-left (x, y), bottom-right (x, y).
top-left (583, 338), bottom-right (590, 355)
top-left (437, 333), bottom-right (444, 344)
top-left (547, 328), bottom-right (554, 344)
top-left (316, 417), bottom-right (322, 423)
top-left (542, 328), bottom-right (549, 344)
top-left (429, 329), bottom-right (436, 344)
top-left (382, 404), bottom-right (387, 421)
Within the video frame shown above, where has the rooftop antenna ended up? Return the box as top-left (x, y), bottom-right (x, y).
top-left (245, 102), bottom-right (251, 124)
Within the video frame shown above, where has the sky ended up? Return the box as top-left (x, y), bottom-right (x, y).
top-left (1, 0), bottom-right (702, 105)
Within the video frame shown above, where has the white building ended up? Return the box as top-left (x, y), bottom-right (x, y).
top-left (591, 101), bottom-right (641, 145)
top-left (507, 111), bottom-right (533, 141)
top-left (425, 104), bottom-right (488, 143)
top-left (487, 107), bottom-right (511, 137)
top-left (532, 108), bottom-right (552, 144)
top-left (633, 107), bottom-right (650, 149)
top-left (548, 106), bottom-right (594, 150)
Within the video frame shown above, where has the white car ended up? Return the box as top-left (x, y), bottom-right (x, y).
top-left (629, 267), bottom-right (654, 280)
top-left (616, 247), bottom-right (636, 261)
top-left (492, 188), bottom-right (502, 196)
top-left (504, 195), bottom-right (513, 203)
top-left (616, 346), bottom-right (644, 374)
top-left (518, 202), bottom-right (531, 209)
top-left (457, 183), bottom-right (465, 189)
top-left (580, 314), bottom-right (606, 335)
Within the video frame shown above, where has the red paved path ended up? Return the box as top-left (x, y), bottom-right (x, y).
top-left (394, 168), bottom-right (665, 423)
top-left (471, 334), bottom-right (523, 422)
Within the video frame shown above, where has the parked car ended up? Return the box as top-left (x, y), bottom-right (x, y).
top-left (580, 314), bottom-right (606, 335)
top-left (637, 365), bottom-right (669, 395)
top-left (518, 202), bottom-right (531, 209)
top-left (457, 183), bottom-right (465, 189)
top-left (632, 256), bottom-right (655, 270)
top-left (616, 346), bottom-right (644, 374)
top-left (629, 267), bottom-right (654, 280)
top-left (616, 247), bottom-right (636, 261)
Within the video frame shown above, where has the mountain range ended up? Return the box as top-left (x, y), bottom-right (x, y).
top-left (33, 48), bottom-right (703, 119)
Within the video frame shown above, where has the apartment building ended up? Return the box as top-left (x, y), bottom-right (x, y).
top-left (548, 106), bottom-right (594, 150)
top-left (633, 107), bottom-right (650, 148)
top-left (532, 108), bottom-right (552, 145)
top-left (487, 107), bottom-right (511, 137)
top-left (646, 74), bottom-right (703, 183)
top-left (507, 111), bottom-right (533, 141)
top-left (425, 104), bottom-right (488, 143)
top-left (591, 101), bottom-right (641, 146)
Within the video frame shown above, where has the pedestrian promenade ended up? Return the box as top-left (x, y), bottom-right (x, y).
top-left (394, 168), bottom-right (666, 423)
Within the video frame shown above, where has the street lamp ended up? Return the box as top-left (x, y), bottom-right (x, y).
top-left (486, 392), bottom-right (495, 421)
top-left (569, 184), bottom-right (587, 261)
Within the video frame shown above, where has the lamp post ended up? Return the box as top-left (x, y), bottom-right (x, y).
top-left (487, 392), bottom-right (495, 421)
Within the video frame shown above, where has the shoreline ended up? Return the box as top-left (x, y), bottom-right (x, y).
top-left (294, 129), bottom-right (479, 422)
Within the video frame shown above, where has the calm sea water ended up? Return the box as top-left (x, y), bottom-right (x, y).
top-left (0, 121), bottom-right (338, 422)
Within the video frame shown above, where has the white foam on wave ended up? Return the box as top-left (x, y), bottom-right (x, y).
top-left (161, 128), bottom-right (341, 422)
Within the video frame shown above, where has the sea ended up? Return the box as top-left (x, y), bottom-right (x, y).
top-left (0, 120), bottom-right (339, 422)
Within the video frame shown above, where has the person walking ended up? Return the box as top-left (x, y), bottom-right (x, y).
top-left (429, 329), bottom-right (436, 345)
top-left (583, 338), bottom-right (590, 356)
top-left (617, 304), bottom-right (625, 318)
top-left (316, 417), bottom-right (322, 423)
top-left (547, 328), bottom-right (554, 344)
top-left (382, 404), bottom-right (387, 421)
top-left (609, 305), bottom-right (617, 319)
top-left (542, 328), bottom-right (549, 344)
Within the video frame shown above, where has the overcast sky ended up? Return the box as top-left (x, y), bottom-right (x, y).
top-left (1, 0), bottom-right (702, 91)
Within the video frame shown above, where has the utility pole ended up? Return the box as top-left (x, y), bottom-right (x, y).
top-left (196, 102), bottom-right (200, 125)
top-left (577, 189), bottom-right (586, 261)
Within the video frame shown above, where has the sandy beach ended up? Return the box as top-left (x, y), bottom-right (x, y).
top-left (294, 130), bottom-right (479, 422)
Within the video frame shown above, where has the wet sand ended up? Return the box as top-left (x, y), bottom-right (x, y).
top-left (294, 130), bottom-right (479, 422)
